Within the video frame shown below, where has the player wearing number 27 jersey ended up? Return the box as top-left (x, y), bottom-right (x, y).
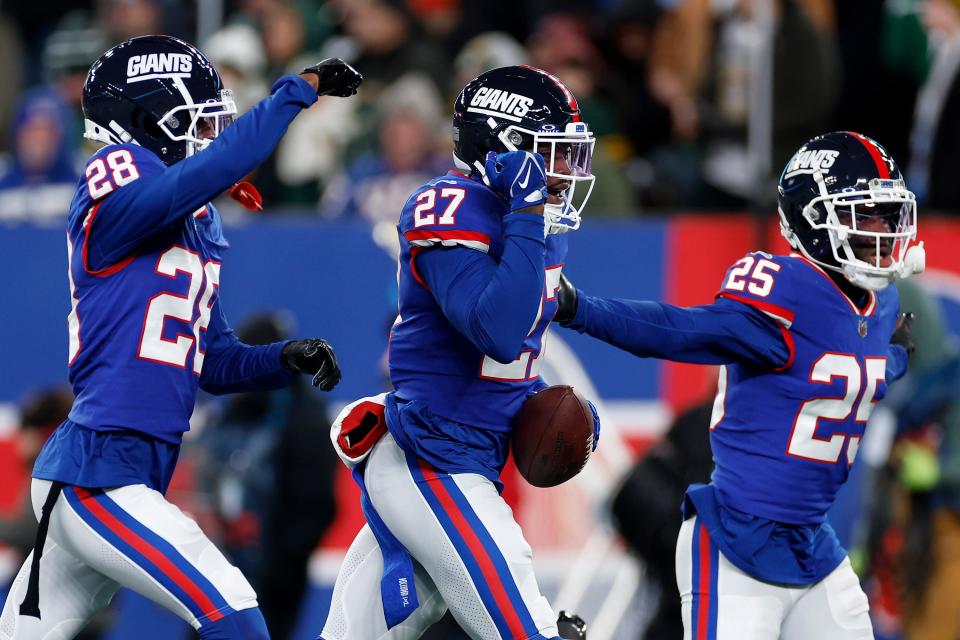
top-left (387, 168), bottom-right (567, 469)
top-left (321, 66), bottom-right (596, 640)
top-left (0, 36), bottom-right (359, 640)
top-left (554, 132), bottom-right (926, 639)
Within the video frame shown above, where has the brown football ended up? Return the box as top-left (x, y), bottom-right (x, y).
top-left (511, 385), bottom-right (594, 488)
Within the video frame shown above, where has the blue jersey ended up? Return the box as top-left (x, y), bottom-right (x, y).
top-left (387, 171), bottom-right (565, 479)
top-left (34, 75), bottom-right (318, 491)
top-left (565, 250), bottom-right (908, 584)
top-left (65, 144), bottom-right (233, 442)
top-left (709, 252), bottom-right (900, 525)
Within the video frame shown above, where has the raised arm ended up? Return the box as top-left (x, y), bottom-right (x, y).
top-left (85, 60), bottom-right (362, 269)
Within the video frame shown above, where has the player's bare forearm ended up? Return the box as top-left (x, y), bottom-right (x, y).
top-left (298, 72), bottom-right (320, 93)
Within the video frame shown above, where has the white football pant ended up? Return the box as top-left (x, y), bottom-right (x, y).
top-left (676, 515), bottom-right (873, 640)
top-left (0, 479), bottom-right (257, 639)
top-left (321, 432), bottom-right (559, 640)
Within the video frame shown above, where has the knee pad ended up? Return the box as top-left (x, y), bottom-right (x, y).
top-left (198, 607), bottom-right (270, 640)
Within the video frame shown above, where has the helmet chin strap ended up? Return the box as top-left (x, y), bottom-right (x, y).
top-left (839, 242), bottom-right (924, 290)
top-left (544, 204), bottom-right (575, 234)
top-left (830, 241), bottom-right (925, 292)
top-left (841, 264), bottom-right (894, 291)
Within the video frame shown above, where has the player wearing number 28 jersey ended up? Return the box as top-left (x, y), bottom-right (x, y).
top-left (554, 132), bottom-right (926, 640)
top-left (0, 36), bottom-right (360, 640)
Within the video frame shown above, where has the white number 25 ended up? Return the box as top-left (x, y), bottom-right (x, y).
top-left (724, 255), bottom-right (780, 297)
top-left (787, 354), bottom-right (886, 465)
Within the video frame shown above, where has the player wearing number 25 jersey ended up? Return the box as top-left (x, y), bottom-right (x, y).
top-left (554, 132), bottom-right (925, 640)
top-left (322, 66), bottom-right (596, 640)
top-left (0, 36), bottom-right (360, 640)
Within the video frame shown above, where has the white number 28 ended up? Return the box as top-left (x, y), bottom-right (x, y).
top-left (138, 246), bottom-right (220, 374)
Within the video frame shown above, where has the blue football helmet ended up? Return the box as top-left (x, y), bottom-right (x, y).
top-left (777, 131), bottom-right (924, 291)
top-left (453, 65), bottom-right (595, 234)
top-left (82, 35), bottom-right (237, 165)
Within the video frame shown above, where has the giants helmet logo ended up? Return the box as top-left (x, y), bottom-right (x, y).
top-left (468, 88), bottom-right (535, 118)
top-left (784, 149), bottom-right (840, 178)
top-left (126, 53), bottom-right (193, 82)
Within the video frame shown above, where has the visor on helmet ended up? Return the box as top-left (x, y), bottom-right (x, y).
top-left (498, 121), bottom-right (595, 234)
top-left (157, 88), bottom-right (237, 158)
top-left (804, 175), bottom-right (917, 289)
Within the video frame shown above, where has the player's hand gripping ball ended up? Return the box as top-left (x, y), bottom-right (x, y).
top-left (511, 385), bottom-right (598, 488)
top-left (281, 339), bottom-right (342, 391)
top-left (300, 58), bottom-right (363, 97)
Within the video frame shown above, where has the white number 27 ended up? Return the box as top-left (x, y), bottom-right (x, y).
top-left (479, 266), bottom-right (563, 381)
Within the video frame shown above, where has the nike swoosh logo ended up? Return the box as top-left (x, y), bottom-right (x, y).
top-left (518, 165), bottom-right (531, 189)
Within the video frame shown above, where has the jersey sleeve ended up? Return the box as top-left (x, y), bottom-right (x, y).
top-left (399, 178), bottom-right (505, 255)
top-left (715, 253), bottom-right (797, 327)
top-left (415, 215), bottom-right (546, 364)
top-left (198, 296), bottom-right (294, 394)
top-left (76, 144), bottom-right (166, 274)
top-left (565, 293), bottom-right (791, 368)
top-left (80, 75), bottom-right (317, 271)
top-left (713, 252), bottom-right (798, 370)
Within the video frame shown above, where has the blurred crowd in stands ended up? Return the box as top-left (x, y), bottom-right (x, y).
top-left (3, 0), bottom-right (960, 223)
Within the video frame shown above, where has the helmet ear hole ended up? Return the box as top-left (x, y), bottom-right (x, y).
top-left (130, 107), bottom-right (164, 141)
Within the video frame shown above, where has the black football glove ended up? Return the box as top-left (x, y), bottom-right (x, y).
top-left (557, 611), bottom-right (587, 640)
top-left (891, 311), bottom-right (916, 359)
top-left (281, 339), bottom-right (341, 391)
top-left (300, 58), bottom-right (363, 97)
top-left (554, 274), bottom-right (578, 326)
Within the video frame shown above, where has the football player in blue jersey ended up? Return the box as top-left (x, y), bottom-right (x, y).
top-left (553, 131), bottom-right (925, 639)
top-left (0, 36), bottom-right (361, 640)
top-left (320, 66), bottom-right (596, 640)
